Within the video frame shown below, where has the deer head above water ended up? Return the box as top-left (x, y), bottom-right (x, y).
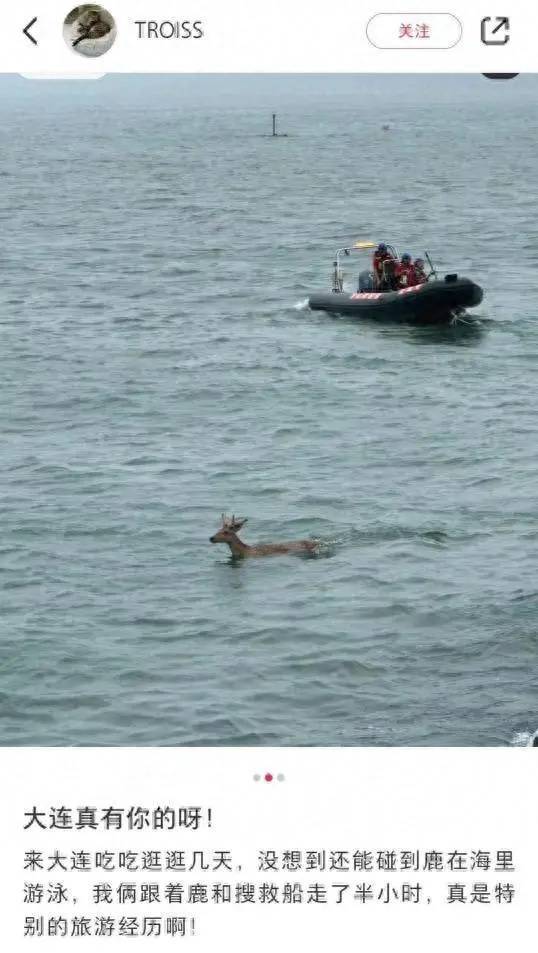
top-left (210, 513), bottom-right (319, 559)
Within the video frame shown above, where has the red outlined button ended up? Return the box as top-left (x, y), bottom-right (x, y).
top-left (367, 13), bottom-right (462, 49)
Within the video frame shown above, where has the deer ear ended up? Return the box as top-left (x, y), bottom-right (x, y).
top-left (236, 517), bottom-right (248, 529)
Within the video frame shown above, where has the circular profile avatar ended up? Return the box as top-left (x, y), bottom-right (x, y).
top-left (64, 5), bottom-right (117, 57)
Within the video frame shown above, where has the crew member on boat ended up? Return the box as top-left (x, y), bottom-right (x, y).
top-left (372, 243), bottom-right (396, 289)
top-left (411, 257), bottom-right (428, 285)
top-left (394, 253), bottom-right (414, 288)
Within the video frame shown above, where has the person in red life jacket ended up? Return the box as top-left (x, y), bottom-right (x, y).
top-left (395, 252), bottom-right (414, 288)
top-left (372, 243), bottom-right (396, 289)
top-left (410, 257), bottom-right (428, 285)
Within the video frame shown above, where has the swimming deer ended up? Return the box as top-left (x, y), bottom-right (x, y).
top-left (210, 514), bottom-right (319, 559)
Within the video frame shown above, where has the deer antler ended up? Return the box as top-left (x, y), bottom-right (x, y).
top-left (231, 516), bottom-right (247, 531)
top-left (220, 513), bottom-right (247, 533)
top-left (219, 513), bottom-right (247, 531)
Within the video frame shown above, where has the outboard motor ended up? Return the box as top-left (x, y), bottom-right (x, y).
top-left (358, 269), bottom-right (375, 292)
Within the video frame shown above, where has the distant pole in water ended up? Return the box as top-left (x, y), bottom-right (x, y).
top-left (265, 113), bottom-right (287, 138)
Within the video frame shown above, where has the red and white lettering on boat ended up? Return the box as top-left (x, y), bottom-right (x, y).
top-left (398, 284), bottom-right (424, 295)
top-left (350, 292), bottom-right (382, 300)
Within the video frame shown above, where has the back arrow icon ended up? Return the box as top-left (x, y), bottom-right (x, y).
top-left (23, 17), bottom-right (38, 46)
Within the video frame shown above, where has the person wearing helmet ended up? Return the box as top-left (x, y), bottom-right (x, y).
top-left (395, 252), bottom-right (414, 288)
top-left (372, 242), bottom-right (396, 289)
top-left (410, 257), bottom-right (428, 286)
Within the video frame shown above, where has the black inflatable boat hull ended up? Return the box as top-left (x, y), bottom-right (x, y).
top-left (308, 277), bottom-right (483, 323)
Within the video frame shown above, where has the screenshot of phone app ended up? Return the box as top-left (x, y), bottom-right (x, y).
top-left (0, 2), bottom-right (536, 950)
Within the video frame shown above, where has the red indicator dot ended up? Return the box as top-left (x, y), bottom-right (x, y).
top-left (265, 773), bottom-right (273, 782)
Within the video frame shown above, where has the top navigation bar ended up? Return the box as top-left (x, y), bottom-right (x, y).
top-left (1, 2), bottom-right (535, 73)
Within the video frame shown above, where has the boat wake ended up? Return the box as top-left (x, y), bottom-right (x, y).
top-left (450, 309), bottom-right (481, 327)
top-left (511, 729), bottom-right (538, 747)
top-left (294, 298), bottom-right (310, 311)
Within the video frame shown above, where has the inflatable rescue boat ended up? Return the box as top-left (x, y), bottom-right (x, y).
top-left (308, 242), bottom-right (484, 324)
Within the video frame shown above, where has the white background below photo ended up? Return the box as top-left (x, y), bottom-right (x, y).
top-left (1, 748), bottom-right (536, 950)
